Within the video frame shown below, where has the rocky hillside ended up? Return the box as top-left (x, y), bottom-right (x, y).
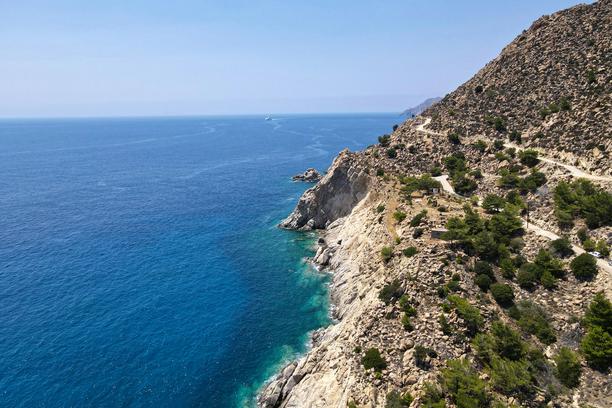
top-left (424, 0), bottom-right (611, 175)
top-left (260, 2), bottom-right (611, 408)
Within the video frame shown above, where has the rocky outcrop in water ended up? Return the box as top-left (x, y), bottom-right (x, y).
top-left (292, 168), bottom-right (322, 182)
top-left (280, 149), bottom-right (369, 230)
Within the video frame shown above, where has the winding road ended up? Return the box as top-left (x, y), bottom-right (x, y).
top-left (415, 117), bottom-right (612, 276)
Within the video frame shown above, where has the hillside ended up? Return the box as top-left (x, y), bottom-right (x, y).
top-left (260, 1), bottom-right (612, 407)
top-left (423, 0), bottom-right (611, 175)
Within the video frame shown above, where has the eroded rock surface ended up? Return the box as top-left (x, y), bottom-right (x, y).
top-left (280, 150), bottom-right (369, 230)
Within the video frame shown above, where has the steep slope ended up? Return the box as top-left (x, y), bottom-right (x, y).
top-left (424, 0), bottom-right (611, 175)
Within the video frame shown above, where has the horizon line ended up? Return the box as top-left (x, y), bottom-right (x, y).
top-left (0, 111), bottom-right (410, 121)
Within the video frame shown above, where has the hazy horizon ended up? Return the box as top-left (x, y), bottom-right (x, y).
top-left (2, 0), bottom-right (587, 118)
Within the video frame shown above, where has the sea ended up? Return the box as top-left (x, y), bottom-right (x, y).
top-left (0, 113), bottom-right (398, 407)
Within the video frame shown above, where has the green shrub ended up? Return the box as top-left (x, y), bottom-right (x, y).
top-left (402, 314), bottom-right (414, 331)
top-left (410, 210), bottom-right (427, 227)
top-left (452, 173), bottom-right (478, 196)
top-left (387, 148), bottom-right (397, 158)
top-left (518, 149), bottom-right (539, 167)
top-left (437, 285), bottom-right (449, 298)
top-left (577, 227), bottom-right (588, 243)
top-left (493, 117), bottom-right (506, 132)
top-left (517, 263), bottom-right (539, 290)
top-left (448, 133), bottom-right (461, 145)
top-left (400, 174), bottom-right (442, 195)
top-left (473, 324), bottom-right (526, 367)
top-left (493, 139), bottom-right (504, 151)
top-left (500, 258), bottom-right (516, 279)
top-left (490, 356), bottom-right (532, 395)
top-left (559, 97), bottom-right (571, 111)
top-left (439, 314), bottom-right (453, 335)
top-left (420, 382), bottom-right (446, 408)
top-left (519, 169), bottom-right (546, 193)
top-left (474, 261), bottom-right (494, 278)
top-left (362, 348), bottom-right (387, 371)
top-left (513, 301), bottom-right (556, 344)
top-left (385, 390), bottom-right (413, 408)
top-left (446, 279), bottom-right (461, 293)
top-left (491, 322), bottom-right (525, 361)
top-left (586, 69), bottom-right (596, 84)
top-left (431, 166), bottom-right (442, 177)
top-left (550, 238), bottom-right (574, 258)
top-left (475, 274), bottom-right (492, 292)
top-left (534, 249), bottom-right (565, 278)
top-left (473, 140), bottom-right (487, 152)
top-left (393, 210), bottom-right (407, 222)
top-left (376, 204), bottom-right (386, 213)
top-left (412, 228), bottom-right (424, 238)
top-left (444, 152), bottom-right (468, 175)
top-left (596, 240), bottom-right (610, 257)
top-left (581, 325), bottom-right (612, 371)
top-left (554, 347), bottom-right (581, 388)
top-left (378, 135), bottom-right (391, 146)
top-left (381, 246), bottom-right (394, 262)
top-left (582, 238), bottom-right (596, 252)
top-left (482, 194), bottom-right (506, 213)
top-left (402, 246), bottom-right (418, 257)
top-left (509, 130), bottom-right (522, 144)
top-left (448, 295), bottom-right (484, 336)
top-left (379, 279), bottom-right (403, 304)
top-left (399, 295), bottom-right (417, 316)
top-left (584, 292), bottom-right (612, 331)
top-left (540, 270), bottom-right (557, 289)
top-left (441, 359), bottom-right (489, 408)
top-left (553, 179), bottom-right (612, 229)
top-left (570, 253), bottom-right (597, 280)
top-left (491, 284), bottom-right (514, 307)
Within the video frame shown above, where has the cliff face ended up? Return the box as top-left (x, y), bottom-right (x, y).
top-left (262, 1), bottom-right (612, 407)
top-left (280, 149), bottom-right (370, 230)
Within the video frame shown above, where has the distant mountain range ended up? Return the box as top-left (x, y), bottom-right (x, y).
top-left (401, 97), bottom-right (442, 117)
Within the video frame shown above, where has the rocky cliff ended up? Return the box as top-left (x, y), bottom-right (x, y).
top-left (261, 1), bottom-right (611, 407)
top-left (280, 149), bottom-right (370, 230)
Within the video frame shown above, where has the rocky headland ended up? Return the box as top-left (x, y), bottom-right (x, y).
top-left (260, 1), bottom-right (611, 407)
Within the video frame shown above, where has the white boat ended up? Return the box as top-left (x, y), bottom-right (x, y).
top-left (265, 115), bottom-right (272, 121)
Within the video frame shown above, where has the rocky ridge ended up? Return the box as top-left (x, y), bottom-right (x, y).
top-left (423, 0), bottom-right (611, 175)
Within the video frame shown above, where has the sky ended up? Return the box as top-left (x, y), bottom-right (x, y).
top-left (0, 0), bottom-right (587, 118)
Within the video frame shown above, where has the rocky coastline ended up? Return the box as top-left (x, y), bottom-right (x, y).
top-left (259, 1), bottom-right (611, 406)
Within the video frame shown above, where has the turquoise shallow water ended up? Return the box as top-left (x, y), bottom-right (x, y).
top-left (0, 114), bottom-right (398, 407)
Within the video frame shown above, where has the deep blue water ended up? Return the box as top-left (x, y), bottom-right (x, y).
top-left (0, 114), bottom-right (398, 407)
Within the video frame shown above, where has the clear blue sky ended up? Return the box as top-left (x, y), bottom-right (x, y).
top-left (1, 0), bottom-right (586, 117)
